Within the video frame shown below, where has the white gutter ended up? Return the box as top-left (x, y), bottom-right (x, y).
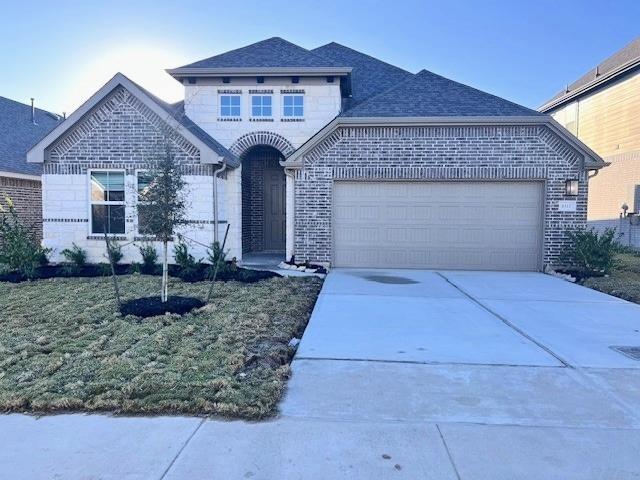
top-left (0, 171), bottom-right (41, 181)
top-left (166, 66), bottom-right (352, 78)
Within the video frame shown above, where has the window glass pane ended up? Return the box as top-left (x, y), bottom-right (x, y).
top-left (91, 172), bottom-right (109, 201)
top-left (91, 205), bottom-right (108, 234)
top-left (294, 96), bottom-right (303, 106)
top-left (138, 204), bottom-right (153, 235)
top-left (252, 106), bottom-right (261, 116)
top-left (221, 96), bottom-right (230, 106)
top-left (231, 96), bottom-right (240, 106)
top-left (263, 106), bottom-right (272, 116)
top-left (109, 205), bottom-right (126, 234)
top-left (107, 172), bottom-right (125, 202)
top-left (294, 106), bottom-right (303, 116)
top-left (137, 172), bottom-right (152, 195)
top-left (263, 96), bottom-right (271, 106)
top-left (284, 106), bottom-right (293, 116)
top-left (252, 96), bottom-right (260, 107)
top-left (231, 106), bottom-right (240, 116)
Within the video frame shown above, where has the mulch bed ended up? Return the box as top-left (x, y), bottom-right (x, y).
top-left (120, 296), bottom-right (205, 318)
top-left (0, 263), bottom-right (280, 284)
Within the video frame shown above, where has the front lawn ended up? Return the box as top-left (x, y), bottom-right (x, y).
top-left (0, 274), bottom-right (322, 419)
top-left (582, 252), bottom-right (640, 303)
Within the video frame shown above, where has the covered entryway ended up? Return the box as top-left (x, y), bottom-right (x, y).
top-left (241, 146), bottom-right (286, 254)
top-left (333, 181), bottom-right (544, 270)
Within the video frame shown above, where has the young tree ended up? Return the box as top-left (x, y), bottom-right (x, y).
top-left (137, 136), bottom-right (188, 302)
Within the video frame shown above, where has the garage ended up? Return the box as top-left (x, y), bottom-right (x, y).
top-left (333, 181), bottom-right (544, 271)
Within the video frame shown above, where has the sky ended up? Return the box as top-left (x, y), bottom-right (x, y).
top-left (1, 0), bottom-right (638, 115)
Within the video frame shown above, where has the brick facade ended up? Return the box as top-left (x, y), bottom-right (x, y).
top-left (0, 176), bottom-right (42, 240)
top-left (292, 124), bottom-right (588, 268)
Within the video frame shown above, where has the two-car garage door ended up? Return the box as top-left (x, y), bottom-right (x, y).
top-left (333, 181), bottom-right (544, 271)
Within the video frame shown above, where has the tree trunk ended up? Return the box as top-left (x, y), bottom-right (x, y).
top-left (162, 241), bottom-right (168, 302)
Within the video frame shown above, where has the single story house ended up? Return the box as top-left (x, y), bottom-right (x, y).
top-left (28, 38), bottom-right (606, 270)
top-left (0, 96), bottom-right (62, 239)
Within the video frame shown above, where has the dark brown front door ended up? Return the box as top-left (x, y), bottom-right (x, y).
top-left (263, 165), bottom-right (286, 251)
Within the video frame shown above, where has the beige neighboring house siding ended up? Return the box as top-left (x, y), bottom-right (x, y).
top-left (550, 70), bottom-right (640, 221)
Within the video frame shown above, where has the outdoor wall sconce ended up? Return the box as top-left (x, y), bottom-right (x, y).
top-left (565, 179), bottom-right (579, 196)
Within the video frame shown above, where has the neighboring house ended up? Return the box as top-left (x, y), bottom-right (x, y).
top-left (28, 37), bottom-right (605, 271)
top-left (540, 37), bottom-right (640, 238)
top-left (0, 97), bottom-right (62, 239)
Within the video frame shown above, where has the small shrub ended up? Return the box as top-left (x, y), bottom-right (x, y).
top-left (139, 243), bottom-right (159, 274)
top-left (61, 243), bottom-right (87, 272)
top-left (105, 239), bottom-right (123, 265)
top-left (207, 241), bottom-right (234, 276)
top-left (560, 227), bottom-right (617, 275)
top-left (173, 240), bottom-right (202, 279)
top-left (0, 196), bottom-right (51, 278)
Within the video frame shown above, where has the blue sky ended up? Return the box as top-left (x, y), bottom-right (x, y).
top-left (2, 0), bottom-right (638, 114)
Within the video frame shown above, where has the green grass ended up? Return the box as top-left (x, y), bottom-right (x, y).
top-left (583, 252), bottom-right (640, 303)
top-left (0, 274), bottom-right (322, 419)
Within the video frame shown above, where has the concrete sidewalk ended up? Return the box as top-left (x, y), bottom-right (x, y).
top-left (3, 270), bottom-right (640, 479)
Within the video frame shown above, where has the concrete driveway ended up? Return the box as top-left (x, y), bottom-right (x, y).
top-left (3, 270), bottom-right (640, 479)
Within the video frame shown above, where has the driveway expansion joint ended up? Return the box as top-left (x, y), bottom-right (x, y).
top-left (159, 418), bottom-right (206, 480)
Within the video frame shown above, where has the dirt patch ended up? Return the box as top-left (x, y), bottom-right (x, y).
top-left (120, 296), bottom-right (204, 318)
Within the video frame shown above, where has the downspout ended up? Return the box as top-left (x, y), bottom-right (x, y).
top-left (212, 159), bottom-right (228, 244)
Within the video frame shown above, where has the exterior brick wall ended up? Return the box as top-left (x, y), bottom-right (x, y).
top-left (0, 176), bottom-right (42, 240)
top-left (292, 124), bottom-right (588, 269)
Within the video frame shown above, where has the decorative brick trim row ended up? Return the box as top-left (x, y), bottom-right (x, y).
top-left (48, 86), bottom-right (200, 161)
top-left (304, 129), bottom-right (344, 163)
top-left (184, 219), bottom-right (228, 225)
top-left (44, 163), bottom-right (214, 176)
top-left (230, 130), bottom-right (295, 157)
top-left (44, 218), bottom-right (88, 223)
top-left (218, 117), bottom-right (242, 122)
top-left (87, 235), bottom-right (127, 241)
top-left (0, 176), bottom-right (40, 188)
top-left (538, 127), bottom-right (583, 166)
top-left (249, 118), bottom-right (274, 122)
top-left (217, 89), bottom-right (242, 94)
top-left (331, 165), bottom-right (549, 181)
top-left (281, 118), bottom-right (305, 122)
top-left (280, 89), bottom-right (305, 94)
top-left (249, 89), bottom-right (273, 94)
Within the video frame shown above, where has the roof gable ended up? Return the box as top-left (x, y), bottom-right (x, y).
top-left (312, 42), bottom-right (414, 107)
top-left (27, 73), bottom-right (237, 166)
top-left (177, 37), bottom-right (346, 70)
top-left (0, 97), bottom-right (62, 176)
top-left (342, 69), bottom-right (543, 118)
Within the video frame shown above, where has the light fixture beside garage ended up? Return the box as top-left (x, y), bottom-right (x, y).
top-left (565, 179), bottom-right (579, 196)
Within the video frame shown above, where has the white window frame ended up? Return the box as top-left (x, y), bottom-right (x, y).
top-left (219, 94), bottom-right (241, 117)
top-left (250, 95), bottom-right (272, 117)
top-left (88, 168), bottom-right (126, 236)
top-left (282, 94), bottom-right (304, 117)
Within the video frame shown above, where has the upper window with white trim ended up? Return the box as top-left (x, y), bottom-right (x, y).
top-left (90, 171), bottom-right (125, 234)
top-left (220, 95), bottom-right (241, 117)
top-left (282, 95), bottom-right (304, 117)
top-left (251, 95), bottom-right (272, 117)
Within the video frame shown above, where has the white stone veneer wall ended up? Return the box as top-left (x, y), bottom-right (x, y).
top-left (42, 173), bottom-right (229, 264)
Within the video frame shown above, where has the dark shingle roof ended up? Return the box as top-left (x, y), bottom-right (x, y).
top-left (342, 69), bottom-right (543, 118)
top-left (177, 37), bottom-right (346, 69)
top-left (0, 96), bottom-right (62, 176)
top-left (130, 79), bottom-right (236, 162)
top-left (312, 42), bottom-right (414, 108)
top-left (542, 37), bottom-right (640, 109)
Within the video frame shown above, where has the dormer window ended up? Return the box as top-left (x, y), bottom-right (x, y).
top-left (220, 95), bottom-right (241, 117)
top-left (251, 95), bottom-right (272, 117)
top-left (283, 95), bottom-right (304, 117)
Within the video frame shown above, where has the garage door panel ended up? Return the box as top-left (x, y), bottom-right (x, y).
top-left (333, 181), bottom-right (543, 271)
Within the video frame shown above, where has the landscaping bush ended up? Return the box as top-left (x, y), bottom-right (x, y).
top-left (61, 243), bottom-right (88, 272)
top-left (173, 240), bottom-right (202, 281)
top-left (105, 239), bottom-right (123, 264)
top-left (560, 227), bottom-right (617, 276)
top-left (138, 243), bottom-right (159, 274)
top-left (207, 240), bottom-right (234, 276)
top-left (0, 196), bottom-right (51, 278)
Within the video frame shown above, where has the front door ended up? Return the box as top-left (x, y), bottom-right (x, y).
top-left (263, 165), bottom-right (286, 251)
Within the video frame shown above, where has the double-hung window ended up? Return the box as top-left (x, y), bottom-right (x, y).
top-left (136, 171), bottom-right (153, 235)
top-left (282, 95), bottom-right (303, 117)
top-left (251, 95), bottom-right (272, 117)
top-left (90, 171), bottom-right (125, 234)
top-left (220, 95), bottom-right (241, 117)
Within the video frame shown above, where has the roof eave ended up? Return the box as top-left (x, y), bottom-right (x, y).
top-left (166, 66), bottom-right (353, 79)
top-left (284, 115), bottom-right (606, 170)
top-left (539, 57), bottom-right (640, 112)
